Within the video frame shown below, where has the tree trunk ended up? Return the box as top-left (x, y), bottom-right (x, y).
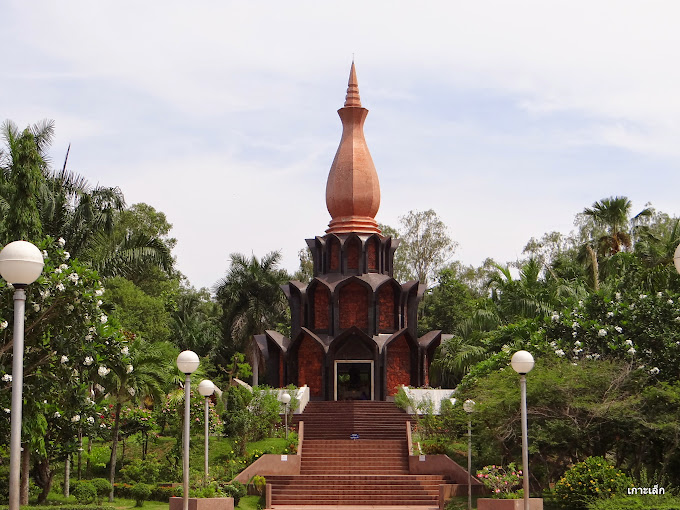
top-left (77, 427), bottom-right (83, 479)
top-left (586, 245), bottom-right (600, 291)
top-left (64, 454), bottom-right (71, 497)
top-left (86, 435), bottom-right (92, 478)
top-left (20, 446), bottom-right (30, 504)
top-left (108, 401), bottom-right (122, 502)
top-left (35, 457), bottom-right (55, 504)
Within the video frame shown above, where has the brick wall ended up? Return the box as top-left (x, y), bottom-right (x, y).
top-left (377, 284), bottom-right (396, 332)
top-left (386, 335), bottom-right (411, 396)
top-left (298, 334), bottom-right (323, 397)
top-left (339, 282), bottom-right (369, 330)
top-left (367, 238), bottom-right (378, 271)
top-left (329, 238), bottom-right (340, 271)
top-left (313, 286), bottom-right (330, 330)
top-left (346, 238), bottom-right (360, 270)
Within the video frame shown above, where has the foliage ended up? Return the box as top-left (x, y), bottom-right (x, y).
top-left (587, 493), bottom-right (680, 509)
top-left (71, 481), bottom-right (96, 505)
top-left (418, 267), bottom-right (478, 337)
top-left (222, 386), bottom-right (281, 455)
top-left (160, 391), bottom-right (222, 436)
top-left (380, 209), bottom-right (455, 286)
top-left (476, 463), bottom-right (522, 498)
top-left (554, 456), bottom-right (634, 509)
top-left (120, 459), bottom-right (162, 484)
top-left (250, 475), bottom-right (266, 496)
top-left (214, 251), bottom-right (289, 365)
top-left (89, 478), bottom-right (112, 505)
top-left (129, 483), bottom-right (153, 507)
top-left (221, 481), bottom-right (246, 506)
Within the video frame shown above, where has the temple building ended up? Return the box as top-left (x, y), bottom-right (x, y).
top-left (253, 63), bottom-right (445, 400)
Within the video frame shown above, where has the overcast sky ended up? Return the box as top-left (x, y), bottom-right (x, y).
top-left (3, 1), bottom-right (680, 290)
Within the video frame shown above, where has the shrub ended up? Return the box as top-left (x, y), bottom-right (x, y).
top-left (476, 463), bottom-right (522, 498)
top-left (121, 459), bottom-right (161, 484)
top-left (250, 475), bottom-right (266, 495)
top-left (554, 456), bottom-right (634, 509)
top-left (71, 481), bottom-right (97, 505)
top-left (222, 481), bottom-right (246, 506)
top-left (90, 478), bottom-right (112, 504)
top-left (130, 483), bottom-right (153, 507)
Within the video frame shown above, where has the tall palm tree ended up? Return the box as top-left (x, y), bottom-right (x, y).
top-left (0, 119), bottom-right (54, 242)
top-left (582, 196), bottom-right (653, 256)
top-left (214, 251), bottom-right (289, 367)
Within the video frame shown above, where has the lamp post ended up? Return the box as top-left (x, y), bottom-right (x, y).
top-left (176, 350), bottom-right (199, 510)
top-left (198, 379), bottom-right (215, 485)
top-left (280, 392), bottom-right (291, 439)
top-left (674, 243), bottom-right (680, 275)
top-left (511, 350), bottom-right (535, 510)
top-left (0, 241), bottom-right (44, 510)
top-left (463, 399), bottom-right (475, 510)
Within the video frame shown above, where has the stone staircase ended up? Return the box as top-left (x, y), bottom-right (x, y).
top-left (267, 401), bottom-right (444, 508)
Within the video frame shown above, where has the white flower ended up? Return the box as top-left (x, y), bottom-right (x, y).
top-left (54, 267), bottom-right (61, 274)
top-left (597, 329), bottom-right (607, 337)
top-left (121, 346), bottom-right (129, 355)
top-left (572, 331), bottom-right (578, 338)
top-left (572, 321), bottom-right (579, 329)
top-left (640, 294), bottom-right (647, 299)
top-left (0, 321), bottom-right (7, 330)
top-left (555, 349), bottom-right (565, 357)
top-left (95, 384), bottom-right (105, 392)
top-left (2, 374), bottom-right (12, 382)
top-left (629, 304), bottom-right (636, 310)
top-left (63, 251), bottom-right (70, 260)
top-left (97, 300), bottom-right (103, 307)
top-left (60, 355), bottom-right (68, 364)
top-left (95, 289), bottom-right (104, 296)
top-left (574, 340), bottom-right (582, 347)
top-left (33, 304), bottom-right (40, 312)
top-left (649, 367), bottom-right (660, 375)
top-left (126, 365), bottom-right (134, 374)
top-left (58, 237), bottom-right (66, 247)
top-left (675, 317), bottom-right (680, 322)
top-left (615, 292), bottom-right (622, 301)
top-left (573, 348), bottom-right (583, 355)
top-left (42, 250), bottom-right (48, 259)
top-left (85, 334), bottom-right (93, 341)
top-left (615, 326), bottom-right (623, 333)
top-left (100, 314), bottom-right (108, 324)
top-left (98, 366), bottom-right (110, 377)
top-left (53, 411), bottom-right (61, 418)
top-left (578, 300), bottom-right (584, 307)
top-left (658, 292), bottom-right (664, 298)
top-left (5, 408), bottom-right (11, 414)
top-left (128, 387), bottom-right (136, 396)
top-left (59, 264), bottom-right (68, 271)
top-left (550, 341), bottom-right (557, 348)
top-left (551, 314), bottom-right (560, 322)
top-left (83, 356), bottom-right (94, 366)
top-left (607, 311), bottom-right (614, 318)
top-left (628, 347), bottom-right (637, 355)
top-left (592, 353), bottom-right (601, 360)
top-left (625, 339), bottom-right (634, 346)
top-left (668, 299), bottom-right (674, 305)
top-left (68, 273), bottom-right (79, 283)
top-left (100, 423), bottom-right (106, 428)
top-left (71, 414), bottom-right (80, 423)
top-left (87, 416), bottom-right (95, 424)
top-left (56, 283), bottom-right (65, 292)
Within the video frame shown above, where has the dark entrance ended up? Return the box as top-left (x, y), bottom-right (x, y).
top-left (335, 361), bottom-right (373, 400)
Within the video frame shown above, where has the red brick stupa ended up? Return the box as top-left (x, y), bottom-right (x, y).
top-left (253, 63), bottom-right (443, 400)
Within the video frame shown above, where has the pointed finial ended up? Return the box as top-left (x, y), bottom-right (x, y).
top-left (344, 61), bottom-right (362, 107)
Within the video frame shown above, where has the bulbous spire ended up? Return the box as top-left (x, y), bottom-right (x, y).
top-left (325, 62), bottom-right (381, 234)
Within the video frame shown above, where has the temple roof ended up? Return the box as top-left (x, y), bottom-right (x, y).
top-left (325, 62), bottom-right (381, 235)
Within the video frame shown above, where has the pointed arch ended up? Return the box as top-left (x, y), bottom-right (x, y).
top-left (366, 234), bottom-right (380, 272)
top-left (308, 279), bottom-right (332, 332)
top-left (376, 279), bottom-right (400, 333)
top-left (337, 277), bottom-right (372, 331)
top-left (289, 330), bottom-right (326, 398)
top-left (384, 330), bottom-right (418, 396)
top-left (345, 234), bottom-right (362, 273)
top-left (327, 234), bottom-right (341, 272)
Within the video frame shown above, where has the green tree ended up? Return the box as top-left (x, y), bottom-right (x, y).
top-left (380, 209), bottom-right (455, 286)
top-left (214, 251), bottom-right (289, 367)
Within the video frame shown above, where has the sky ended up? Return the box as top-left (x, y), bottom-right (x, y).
top-left (3, 1), bottom-right (680, 291)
